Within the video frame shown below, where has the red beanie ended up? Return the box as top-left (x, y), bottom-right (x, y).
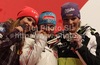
top-left (17, 6), bottom-right (39, 25)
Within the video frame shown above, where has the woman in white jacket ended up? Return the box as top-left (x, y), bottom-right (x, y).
top-left (19, 11), bottom-right (57, 65)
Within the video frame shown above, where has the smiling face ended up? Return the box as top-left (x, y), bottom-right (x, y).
top-left (19, 16), bottom-right (36, 33)
top-left (63, 16), bottom-right (80, 33)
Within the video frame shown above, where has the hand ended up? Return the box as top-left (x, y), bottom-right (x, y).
top-left (19, 23), bottom-right (26, 31)
top-left (15, 26), bottom-right (24, 33)
top-left (37, 30), bottom-right (47, 36)
top-left (66, 33), bottom-right (82, 49)
top-left (16, 23), bottom-right (27, 33)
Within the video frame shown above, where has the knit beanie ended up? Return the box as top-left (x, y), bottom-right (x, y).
top-left (61, 2), bottom-right (81, 19)
top-left (38, 12), bottom-right (56, 26)
top-left (17, 6), bottom-right (39, 25)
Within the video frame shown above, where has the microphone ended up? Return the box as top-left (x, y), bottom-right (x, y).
top-left (19, 23), bottom-right (26, 31)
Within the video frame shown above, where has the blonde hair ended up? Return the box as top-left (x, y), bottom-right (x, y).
top-left (8, 17), bottom-right (24, 33)
top-left (7, 17), bottom-right (24, 54)
top-left (78, 20), bottom-right (81, 27)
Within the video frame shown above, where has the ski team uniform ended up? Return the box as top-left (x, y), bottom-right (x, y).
top-left (20, 34), bottom-right (57, 65)
top-left (58, 26), bottom-right (100, 65)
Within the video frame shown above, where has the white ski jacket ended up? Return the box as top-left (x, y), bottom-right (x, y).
top-left (19, 34), bottom-right (57, 65)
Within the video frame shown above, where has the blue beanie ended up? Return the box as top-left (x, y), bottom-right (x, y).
top-left (38, 12), bottom-right (56, 26)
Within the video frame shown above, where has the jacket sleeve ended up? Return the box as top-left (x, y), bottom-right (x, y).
top-left (77, 26), bottom-right (100, 65)
top-left (19, 34), bottom-right (47, 65)
top-left (77, 45), bottom-right (100, 65)
top-left (0, 23), bottom-right (21, 48)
